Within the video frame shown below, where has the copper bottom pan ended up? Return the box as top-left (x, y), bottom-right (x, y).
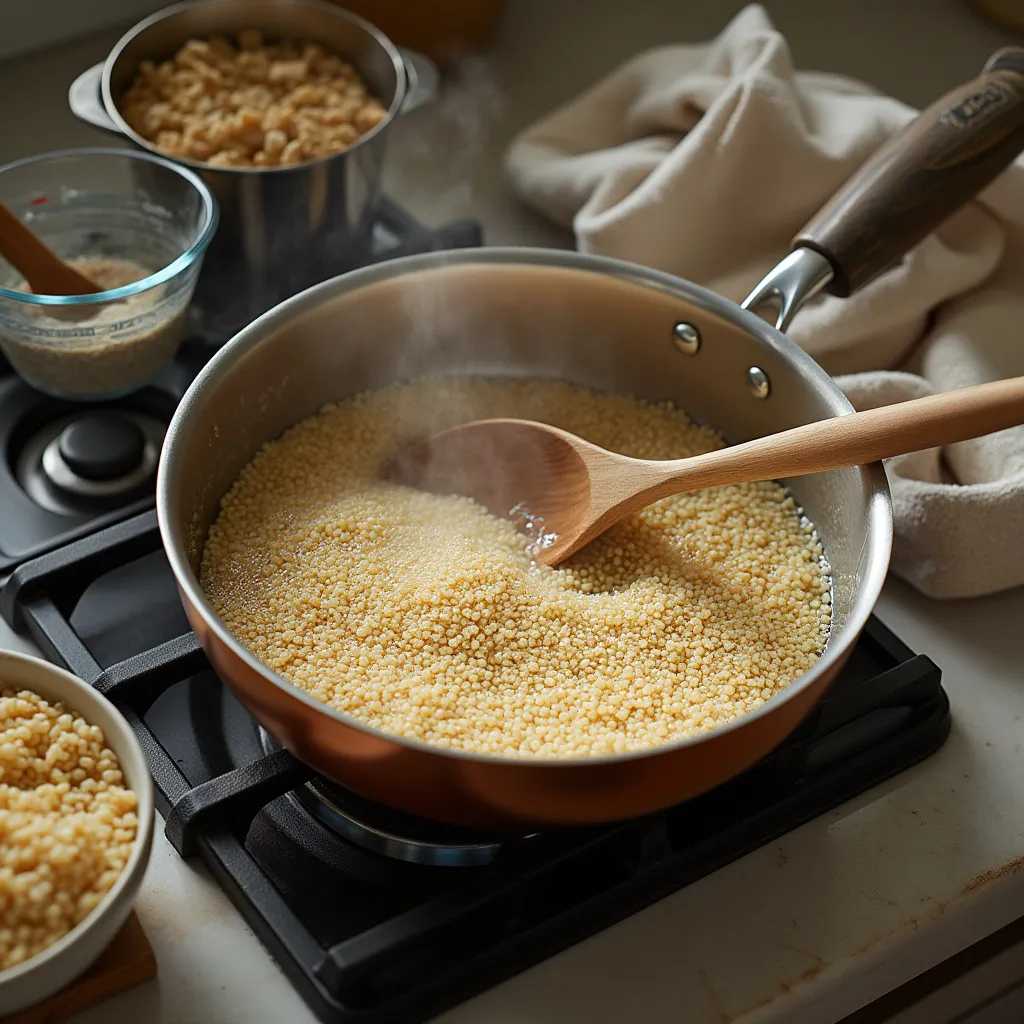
top-left (156, 250), bottom-right (891, 829)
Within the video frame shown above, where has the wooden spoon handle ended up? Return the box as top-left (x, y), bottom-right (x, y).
top-left (662, 376), bottom-right (1024, 493)
top-left (794, 47), bottom-right (1024, 297)
top-left (0, 202), bottom-right (100, 296)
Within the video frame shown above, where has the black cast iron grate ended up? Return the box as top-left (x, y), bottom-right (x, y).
top-left (1, 508), bottom-right (950, 1023)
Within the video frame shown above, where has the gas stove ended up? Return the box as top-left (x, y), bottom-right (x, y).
top-left (0, 198), bottom-right (951, 1024)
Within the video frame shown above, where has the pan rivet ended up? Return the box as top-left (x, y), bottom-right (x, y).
top-left (671, 322), bottom-right (701, 355)
top-left (747, 366), bottom-right (771, 399)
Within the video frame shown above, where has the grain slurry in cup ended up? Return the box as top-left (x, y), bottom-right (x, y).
top-left (0, 148), bottom-right (217, 400)
top-left (4, 256), bottom-right (189, 400)
top-left (200, 376), bottom-right (832, 759)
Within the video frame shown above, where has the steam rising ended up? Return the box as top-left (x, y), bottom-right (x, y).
top-left (395, 55), bottom-right (507, 222)
top-left (367, 54), bottom-right (618, 533)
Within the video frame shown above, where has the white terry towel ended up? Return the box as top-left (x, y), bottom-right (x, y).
top-left (505, 3), bottom-right (1024, 600)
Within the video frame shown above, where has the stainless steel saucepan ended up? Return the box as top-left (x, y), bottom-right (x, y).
top-left (157, 49), bottom-right (1024, 829)
top-left (69, 0), bottom-right (438, 338)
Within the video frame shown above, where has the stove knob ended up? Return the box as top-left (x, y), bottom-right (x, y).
top-left (57, 413), bottom-right (146, 482)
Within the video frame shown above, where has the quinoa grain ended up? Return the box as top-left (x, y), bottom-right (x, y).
top-left (200, 378), bottom-right (832, 758)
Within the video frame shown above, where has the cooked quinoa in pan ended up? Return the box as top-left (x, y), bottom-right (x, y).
top-left (201, 377), bottom-right (831, 758)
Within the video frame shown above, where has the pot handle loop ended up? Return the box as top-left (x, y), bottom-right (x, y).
top-left (399, 48), bottom-right (439, 114)
top-left (740, 249), bottom-right (834, 333)
top-left (68, 63), bottom-right (121, 134)
top-left (743, 46), bottom-right (1024, 330)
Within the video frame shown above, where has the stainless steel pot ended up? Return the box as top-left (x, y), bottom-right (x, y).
top-left (69, 0), bottom-right (437, 338)
top-left (157, 48), bottom-right (1024, 829)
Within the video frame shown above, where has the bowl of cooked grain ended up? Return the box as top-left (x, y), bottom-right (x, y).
top-left (0, 650), bottom-right (154, 1017)
top-left (68, 0), bottom-right (438, 338)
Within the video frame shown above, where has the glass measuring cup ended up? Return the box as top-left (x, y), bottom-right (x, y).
top-left (0, 148), bottom-right (217, 400)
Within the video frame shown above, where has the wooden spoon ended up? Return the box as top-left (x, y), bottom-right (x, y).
top-left (389, 375), bottom-right (1024, 566)
top-left (0, 202), bottom-right (100, 295)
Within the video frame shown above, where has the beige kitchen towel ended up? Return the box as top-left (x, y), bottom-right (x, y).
top-left (505, 3), bottom-right (1024, 599)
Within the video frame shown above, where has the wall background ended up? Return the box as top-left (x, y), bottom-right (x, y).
top-left (1, 1), bottom-right (163, 62)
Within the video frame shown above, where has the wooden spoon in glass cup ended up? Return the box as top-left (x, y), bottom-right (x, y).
top-left (388, 375), bottom-right (1024, 566)
top-left (0, 201), bottom-right (100, 295)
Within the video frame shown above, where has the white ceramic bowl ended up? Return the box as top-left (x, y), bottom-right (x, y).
top-left (0, 650), bottom-right (155, 1016)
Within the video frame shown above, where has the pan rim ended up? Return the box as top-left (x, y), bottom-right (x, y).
top-left (156, 246), bottom-right (894, 770)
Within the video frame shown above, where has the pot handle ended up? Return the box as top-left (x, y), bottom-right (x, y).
top-left (743, 47), bottom-right (1024, 331)
top-left (399, 48), bottom-right (439, 114)
top-left (69, 62), bottom-right (122, 134)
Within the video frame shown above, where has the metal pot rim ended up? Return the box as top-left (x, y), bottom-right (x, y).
top-left (98, 0), bottom-right (410, 176)
top-left (157, 246), bottom-right (894, 769)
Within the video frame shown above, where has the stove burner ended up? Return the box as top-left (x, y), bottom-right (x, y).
top-left (56, 412), bottom-right (146, 481)
top-left (260, 730), bottom-right (524, 867)
top-left (19, 410), bottom-right (164, 513)
top-left (299, 780), bottom-right (521, 868)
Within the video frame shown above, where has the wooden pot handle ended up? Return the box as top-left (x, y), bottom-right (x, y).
top-left (793, 47), bottom-right (1024, 297)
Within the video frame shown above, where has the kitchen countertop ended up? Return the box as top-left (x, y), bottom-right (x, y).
top-left (2, 2), bottom-right (1024, 1022)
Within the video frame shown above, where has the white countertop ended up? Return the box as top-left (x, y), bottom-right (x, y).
top-left (2, 2), bottom-right (1024, 1022)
